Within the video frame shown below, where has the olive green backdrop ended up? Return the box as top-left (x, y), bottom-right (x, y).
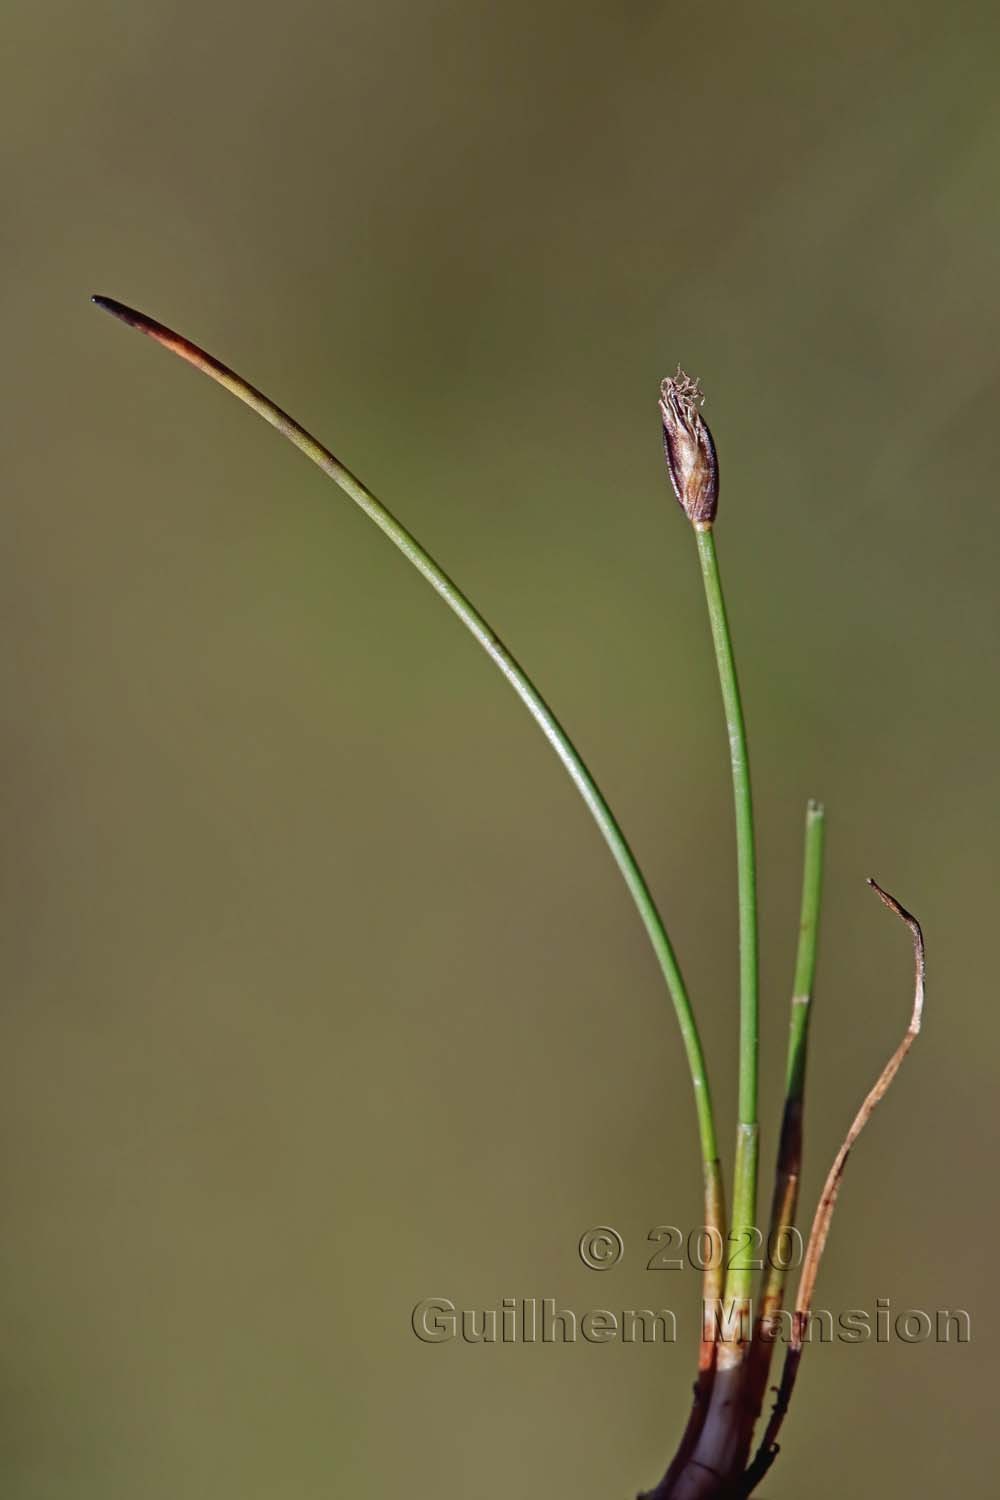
top-left (2, 2), bottom-right (996, 1497)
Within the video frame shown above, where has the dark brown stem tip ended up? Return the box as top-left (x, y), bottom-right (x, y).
top-left (658, 368), bottom-right (719, 529)
top-left (91, 295), bottom-right (164, 339)
top-left (93, 293), bottom-right (137, 322)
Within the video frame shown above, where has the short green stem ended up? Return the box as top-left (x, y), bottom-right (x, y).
top-left (786, 800), bottom-right (826, 1098)
top-left (747, 800), bottom-right (825, 1418)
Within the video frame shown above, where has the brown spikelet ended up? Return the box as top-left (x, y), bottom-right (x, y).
top-left (659, 369), bottom-right (719, 529)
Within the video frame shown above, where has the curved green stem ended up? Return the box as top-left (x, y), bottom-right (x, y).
top-left (91, 294), bottom-right (722, 1175)
top-left (694, 526), bottom-right (759, 1307)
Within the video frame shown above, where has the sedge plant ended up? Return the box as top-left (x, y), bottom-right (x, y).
top-left (92, 296), bottom-right (926, 1500)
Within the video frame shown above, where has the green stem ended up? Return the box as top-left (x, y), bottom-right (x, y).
top-left (785, 800), bottom-right (825, 1100)
top-left (91, 295), bottom-right (722, 1177)
top-left (747, 800), bottom-right (824, 1414)
top-left (694, 526), bottom-right (759, 1307)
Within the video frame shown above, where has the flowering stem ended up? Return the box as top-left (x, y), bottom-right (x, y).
top-left (90, 294), bottom-right (723, 1185)
top-left (694, 525), bottom-right (759, 1313)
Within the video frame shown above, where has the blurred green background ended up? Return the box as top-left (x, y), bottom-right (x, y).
top-left (2, 1), bottom-right (996, 1496)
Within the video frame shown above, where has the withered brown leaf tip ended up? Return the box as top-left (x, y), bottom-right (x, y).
top-left (659, 369), bottom-right (719, 529)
